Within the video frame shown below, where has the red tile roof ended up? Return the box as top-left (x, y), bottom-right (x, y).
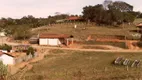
top-left (0, 51), bottom-right (14, 57)
top-left (67, 17), bottom-right (82, 20)
top-left (39, 34), bottom-right (70, 38)
top-left (136, 22), bottom-right (142, 27)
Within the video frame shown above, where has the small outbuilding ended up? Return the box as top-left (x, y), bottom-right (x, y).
top-left (0, 51), bottom-right (15, 65)
top-left (0, 31), bottom-right (6, 37)
top-left (39, 34), bottom-right (73, 46)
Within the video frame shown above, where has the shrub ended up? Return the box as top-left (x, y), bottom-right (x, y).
top-left (0, 44), bottom-right (12, 52)
top-left (26, 47), bottom-right (35, 57)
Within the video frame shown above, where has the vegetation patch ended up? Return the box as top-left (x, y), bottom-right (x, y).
top-left (0, 44), bottom-right (12, 52)
top-left (49, 49), bottom-right (65, 54)
top-left (83, 41), bottom-right (127, 49)
top-left (82, 45), bottom-right (110, 50)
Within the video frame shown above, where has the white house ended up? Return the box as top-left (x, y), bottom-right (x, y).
top-left (39, 34), bottom-right (73, 46)
top-left (0, 32), bottom-right (6, 37)
top-left (0, 52), bottom-right (15, 65)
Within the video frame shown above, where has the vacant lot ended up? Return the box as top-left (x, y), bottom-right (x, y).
top-left (20, 49), bottom-right (142, 80)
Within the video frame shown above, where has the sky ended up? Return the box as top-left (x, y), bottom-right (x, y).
top-left (0, 0), bottom-right (142, 19)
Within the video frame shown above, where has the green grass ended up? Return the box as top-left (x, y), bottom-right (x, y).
top-left (20, 50), bottom-right (142, 80)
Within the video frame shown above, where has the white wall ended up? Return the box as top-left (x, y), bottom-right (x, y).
top-left (39, 38), bottom-right (48, 45)
top-left (48, 39), bottom-right (61, 45)
top-left (0, 32), bottom-right (5, 37)
top-left (0, 54), bottom-right (14, 65)
top-left (39, 38), bottom-right (61, 46)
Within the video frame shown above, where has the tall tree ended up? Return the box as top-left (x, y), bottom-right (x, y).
top-left (82, 4), bottom-right (104, 22)
top-left (82, 1), bottom-right (135, 26)
top-left (112, 1), bottom-right (133, 12)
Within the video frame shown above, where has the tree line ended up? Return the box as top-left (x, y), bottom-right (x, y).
top-left (0, 14), bottom-right (80, 29)
top-left (0, 14), bottom-right (78, 40)
top-left (82, 1), bottom-right (140, 26)
top-left (0, 0), bottom-right (141, 40)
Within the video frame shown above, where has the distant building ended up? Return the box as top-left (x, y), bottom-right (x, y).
top-left (0, 32), bottom-right (6, 37)
top-left (136, 22), bottom-right (142, 40)
top-left (39, 34), bottom-right (73, 46)
top-left (56, 16), bottom-right (84, 23)
top-left (29, 37), bottom-right (39, 44)
top-left (136, 22), bottom-right (142, 27)
top-left (67, 16), bottom-right (84, 22)
top-left (136, 22), bottom-right (142, 33)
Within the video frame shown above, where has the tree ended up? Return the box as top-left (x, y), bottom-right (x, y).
top-left (12, 26), bottom-right (32, 40)
top-left (26, 47), bottom-right (35, 57)
top-left (0, 61), bottom-right (8, 80)
top-left (0, 44), bottom-right (12, 52)
top-left (112, 1), bottom-right (133, 12)
top-left (82, 1), bottom-right (135, 26)
top-left (123, 12), bottom-right (135, 23)
top-left (82, 4), bottom-right (104, 22)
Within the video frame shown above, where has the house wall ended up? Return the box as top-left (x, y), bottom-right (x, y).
top-left (39, 38), bottom-right (61, 46)
top-left (0, 54), bottom-right (14, 65)
top-left (0, 32), bottom-right (5, 37)
top-left (39, 38), bottom-right (48, 45)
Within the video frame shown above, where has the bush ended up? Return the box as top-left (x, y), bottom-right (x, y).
top-left (0, 44), bottom-right (12, 52)
top-left (26, 47), bottom-right (35, 57)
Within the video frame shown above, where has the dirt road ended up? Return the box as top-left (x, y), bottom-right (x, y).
top-left (31, 45), bottom-right (142, 53)
top-left (1, 36), bottom-right (142, 53)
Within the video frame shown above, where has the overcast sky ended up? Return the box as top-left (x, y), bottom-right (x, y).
top-left (0, 0), bottom-right (142, 18)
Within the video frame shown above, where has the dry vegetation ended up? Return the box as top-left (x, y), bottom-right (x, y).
top-left (134, 18), bottom-right (142, 24)
top-left (18, 49), bottom-right (142, 80)
top-left (32, 23), bottom-right (137, 41)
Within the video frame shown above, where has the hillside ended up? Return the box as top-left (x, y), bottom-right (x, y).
top-left (134, 18), bottom-right (142, 24)
top-left (20, 49), bottom-right (142, 80)
top-left (32, 23), bottom-right (137, 41)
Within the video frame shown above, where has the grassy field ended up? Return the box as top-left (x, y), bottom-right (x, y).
top-left (20, 49), bottom-right (142, 80)
top-left (32, 23), bottom-right (137, 41)
top-left (134, 18), bottom-right (142, 24)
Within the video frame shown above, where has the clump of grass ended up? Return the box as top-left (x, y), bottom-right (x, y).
top-left (82, 46), bottom-right (110, 50)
